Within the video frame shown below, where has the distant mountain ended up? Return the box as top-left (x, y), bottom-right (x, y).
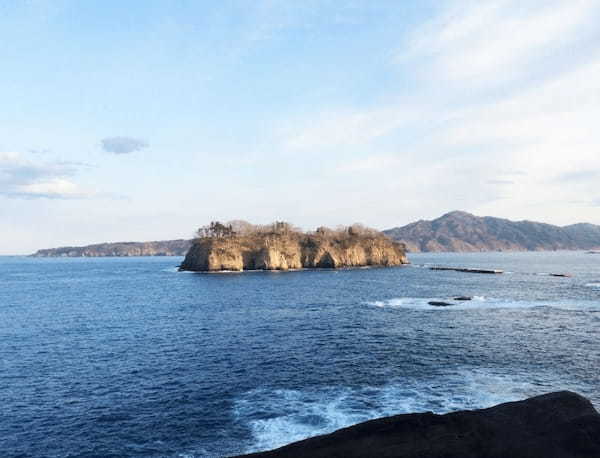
top-left (32, 239), bottom-right (192, 257)
top-left (383, 211), bottom-right (600, 252)
top-left (31, 212), bottom-right (600, 256)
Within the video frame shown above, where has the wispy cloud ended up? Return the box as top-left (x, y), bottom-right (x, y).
top-left (101, 136), bottom-right (148, 154)
top-left (487, 179), bottom-right (514, 185)
top-left (401, 0), bottom-right (599, 85)
top-left (336, 154), bottom-right (405, 173)
top-left (277, 0), bottom-right (600, 224)
top-left (283, 107), bottom-right (416, 150)
top-left (554, 170), bottom-right (600, 183)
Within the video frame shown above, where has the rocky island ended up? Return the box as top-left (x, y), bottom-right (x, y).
top-left (179, 221), bottom-right (408, 272)
top-left (237, 391), bottom-right (600, 458)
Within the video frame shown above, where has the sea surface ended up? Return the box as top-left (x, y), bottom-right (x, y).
top-left (1, 252), bottom-right (599, 457)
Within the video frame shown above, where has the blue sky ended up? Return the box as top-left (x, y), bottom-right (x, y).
top-left (2, 0), bottom-right (600, 254)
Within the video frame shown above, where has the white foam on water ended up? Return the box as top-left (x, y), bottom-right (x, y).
top-left (365, 295), bottom-right (538, 311)
top-left (585, 282), bottom-right (600, 289)
top-left (162, 266), bottom-right (181, 273)
top-left (364, 295), bottom-right (600, 311)
top-left (234, 368), bottom-right (544, 454)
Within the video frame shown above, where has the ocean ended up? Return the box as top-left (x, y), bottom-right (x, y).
top-left (1, 252), bottom-right (599, 457)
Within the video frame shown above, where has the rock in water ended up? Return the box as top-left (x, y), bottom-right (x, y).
top-left (428, 301), bottom-right (454, 306)
top-left (179, 228), bottom-right (408, 272)
top-left (453, 296), bottom-right (473, 301)
top-left (235, 391), bottom-right (600, 458)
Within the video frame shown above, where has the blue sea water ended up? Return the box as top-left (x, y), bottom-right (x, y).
top-left (1, 251), bottom-right (599, 457)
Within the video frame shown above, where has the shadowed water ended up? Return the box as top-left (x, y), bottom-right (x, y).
top-left (1, 252), bottom-right (599, 457)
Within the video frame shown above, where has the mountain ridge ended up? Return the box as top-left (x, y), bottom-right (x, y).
top-left (383, 211), bottom-right (600, 252)
top-left (31, 239), bottom-right (192, 257)
top-left (31, 212), bottom-right (600, 256)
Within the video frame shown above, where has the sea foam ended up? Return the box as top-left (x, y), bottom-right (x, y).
top-left (365, 296), bottom-right (599, 311)
top-left (233, 368), bottom-right (551, 454)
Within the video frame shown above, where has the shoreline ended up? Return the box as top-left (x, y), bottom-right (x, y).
top-left (236, 391), bottom-right (600, 458)
top-left (177, 264), bottom-right (412, 274)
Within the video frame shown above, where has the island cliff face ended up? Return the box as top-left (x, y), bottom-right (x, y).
top-left (179, 227), bottom-right (407, 272)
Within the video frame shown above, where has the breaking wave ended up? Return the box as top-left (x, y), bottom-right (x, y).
top-left (233, 368), bottom-right (551, 454)
top-left (366, 296), bottom-right (536, 310)
top-left (365, 296), bottom-right (600, 311)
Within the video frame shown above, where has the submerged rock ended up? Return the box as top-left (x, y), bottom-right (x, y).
top-left (453, 296), bottom-right (473, 301)
top-left (428, 301), bottom-right (454, 307)
top-left (430, 266), bottom-right (504, 274)
top-left (179, 228), bottom-right (408, 272)
top-left (236, 391), bottom-right (600, 458)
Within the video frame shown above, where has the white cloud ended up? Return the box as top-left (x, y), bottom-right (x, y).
top-left (0, 152), bottom-right (94, 199)
top-left (12, 178), bottom-right (89, 199)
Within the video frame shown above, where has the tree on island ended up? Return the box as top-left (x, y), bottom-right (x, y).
top-left (196, 221), bottom-right (235, 239)
top-left (195, 220), bottom-right (381, 240)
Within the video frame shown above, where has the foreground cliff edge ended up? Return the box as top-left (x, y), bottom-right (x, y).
top-left (236, 391), bottom-right (600, 458)
top-left (179, 221), bottom-right (408, 272)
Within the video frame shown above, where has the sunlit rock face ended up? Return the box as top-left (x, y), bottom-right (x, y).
top-left (179, 231), bottom-right (408, 272)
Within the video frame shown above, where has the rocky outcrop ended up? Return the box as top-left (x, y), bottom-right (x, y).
top-left (237, 391), bottom-right (600, 458)
top-left (32, 239), bottom-right (192, 257)
top-left (384, 211), bottom-right (600, 252)
top-left (179, 232), bottom-right (407, 272)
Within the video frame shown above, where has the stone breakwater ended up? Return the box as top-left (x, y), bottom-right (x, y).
top-left (178, 233), bottom-right (408, 271)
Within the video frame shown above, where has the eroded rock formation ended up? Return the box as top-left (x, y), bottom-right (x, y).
top-left (179, 229), bottom-right (407, 272)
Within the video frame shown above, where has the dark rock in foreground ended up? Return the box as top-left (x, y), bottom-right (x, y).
top-left (428, 301), bottom-right (454, 307)
top-left (430, 266), bottom-right (504, 274)
top-left (236, 391), bottom-right (600, 458)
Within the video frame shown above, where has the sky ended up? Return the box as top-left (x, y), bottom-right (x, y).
top-left (2, 0), bottom-right (600, 254)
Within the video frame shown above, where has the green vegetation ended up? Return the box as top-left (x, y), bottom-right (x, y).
top-left (194, 220), bottom-right (384, 241)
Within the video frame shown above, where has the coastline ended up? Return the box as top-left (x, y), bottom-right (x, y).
top-left (236, 391), bottom-right (600, 458)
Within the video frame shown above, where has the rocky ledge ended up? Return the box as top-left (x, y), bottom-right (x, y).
top-left (236, 391), bottom-right (600, 458)
top-left (179, 222), bottom-right (408, 272)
